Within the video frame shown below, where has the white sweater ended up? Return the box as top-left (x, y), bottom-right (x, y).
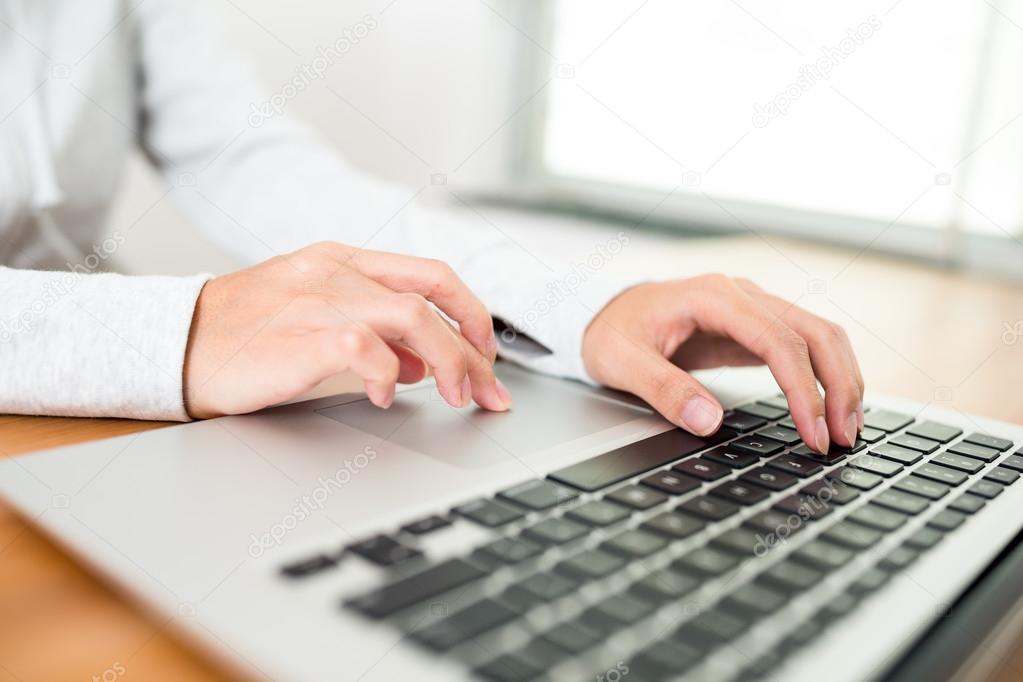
top-left (0, 0), bottom-right (629, 420)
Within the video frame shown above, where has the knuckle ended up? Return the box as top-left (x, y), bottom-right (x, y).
top-left (698, 272), bottom-right (733, 291)
top-left (733, 276), bottom-right (758, 291)
top-left (396, 292), bottom-right (433, 321)
top-left (336, 326), bottom-right (372, 355)
top-left (649, 371), bottom-right (684, 407)
top-left (775, 329), bottom-right (810, 359)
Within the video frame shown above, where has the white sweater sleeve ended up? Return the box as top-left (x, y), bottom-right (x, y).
top-left (0, 267), bottom-right (209, 420)
top-left (134, 0), bottom-right (640, 385)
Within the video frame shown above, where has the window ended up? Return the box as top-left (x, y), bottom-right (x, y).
top-left (519, 1), bottom-right (1023, 274)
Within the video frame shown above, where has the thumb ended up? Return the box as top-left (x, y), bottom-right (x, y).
top-left (611, 347), bottom-right (725, 437)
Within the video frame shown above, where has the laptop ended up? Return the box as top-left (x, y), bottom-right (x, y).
top-left (1, 362), bottom-right (1022, 681)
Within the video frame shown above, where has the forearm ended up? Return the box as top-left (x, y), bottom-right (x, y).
top-left (0, 267), bottom-right (209, 420)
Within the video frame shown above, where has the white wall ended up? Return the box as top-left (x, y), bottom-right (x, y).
top-left (108, 0), bottom-right (537, 275)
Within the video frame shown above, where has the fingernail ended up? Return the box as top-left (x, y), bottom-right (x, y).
top-left (382, 385), bottom-right (395, 409)
top-left (856, 403), bottom-right (864, 430)
top-left (460, 375), bottom-right (472, 407)
top-left (495, 378), bottom-right (513, 408)
top-left (815, 416), bottom-right (830, 454)
top-left (845, 413), bottom-right (858, 447)
top-left (680, 395), bottom-right (722, 436)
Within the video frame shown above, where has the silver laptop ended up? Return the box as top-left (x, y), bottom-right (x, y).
top-left (2, 362), bottom-right (1022, 681)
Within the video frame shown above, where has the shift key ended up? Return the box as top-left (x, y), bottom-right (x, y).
top-left (346, 558), bottom-right (485, 618)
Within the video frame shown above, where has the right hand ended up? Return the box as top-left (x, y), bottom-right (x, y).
top-left (182, 242), bottom-right (512, 419)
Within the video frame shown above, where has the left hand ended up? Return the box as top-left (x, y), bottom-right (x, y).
top-left (582, 274), bottom-right (864, 453)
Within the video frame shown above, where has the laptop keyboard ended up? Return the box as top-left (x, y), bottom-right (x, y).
top-left (282, 397), bottom-right (1021, 681)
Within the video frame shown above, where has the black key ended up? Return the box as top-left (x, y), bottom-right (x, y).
top-left (522, 517), bottom-right (588, 545)
top-left (632, 640), bottom-right (704, 677)
top-left (631, 570), bottom-right (700, 602)
top-left (722, 411), bottom-right (768, 433)
top-left (949, 493), bottom-right (986, 514)
top-left (711, 527), bottom-right (763, 555)
top-left (872, 443), bottom-right (923, 465)
top-left (736, 402), bottom-right (787, 421)
top-left (986, 467), bottom-right (1020, 485)
top-left (680, 494), bottom-right (740, 521)
top-left (859, 427), bottom-right (886, 443)
top-left (916, 462), bottom-right (968, 487)
top-left (849, 568), bottom-right (888, 596)
top-left (894, 475), bottom-right (950, 500)
top-left (929, 509), bottom-right (967, 531)
top-left (741, 466), bottom-right (798, 491)
top-left (761, 560), bottom-right (823, 592)
top-left (474, 653), bottom-right (542, 682)
top-left (565, 500), bottom-right (631, 527)
top-left (757, 425), bottom-right (801, 445)
top-left (453, 499), bottom-right (524, 527)
top-left (801, 478), bottom-right (860, 505)
top-left (674, 456), bottom-right (731, 481)
top-left (478, 537), bottom-right (543, 565)
top-left (873, 489), bottom-right (930, 515)
top-left (701, 426), bottom-right (740, 445)
top-left (878, 546), bottom-right (920, 573)
top-left (579, 593), bottom-right (652, 634)
top-left (904, 527), bottom-right (944, 551)
top-left (822, 521), bottom-right (883, 550)
top-left (721, 582), bottom-right (786, 619)
top-left (603, 529), bottom-right (668, 558)
top-left (676, 608), bottom-right (748, 644)
top-left (888, 434), bottom-right (940, 455)
top-left (931, 452), bottom-right (984, 474)
top-left (745, 509), bottom-right (805, 536)
top-left (641, 470), bottom-right (701, 495)
top-left (606, 484), bottom-right (668, 510)
top-left (908, 421), bottom-right (962, 443)
top-left (673, 546), bottom-right (740, 576)
top-left (774, 493), bottom-right (833, 521)
top-left (541, 622), bottom-right (599, 654)
top-left (704, 445), bottom-right (760, 469)
top-left (848, 504), bottom-right (907, 532)
top-left (792, 540), bottom-right (854, 571)
top-left (863, 409), bottom-right (914, 433)
top-left (828, 467), bottom-right (883, 490)
top-left (643, 511), bottom-right (706, 539)
top-left (790, 444), bottom-right (848, 465)
top-left (947, 441), bottom-right (1000, 463)
top-left (964, 433), bottom-right (1014, 451)
top-left (1000, 455), bottom-right (1023, 472)
top-left (548, 428), bottom-right (710, 492)
top-left (711, 480), bottom-right (770, 506)
top-left (728, 435), bottom-right (786, 458)
top-left (820, 593), bottom-right (859, 624)
top-left (758, 394), bottom-right (791, 411)
top-left (401, 514), bottom-right (452, 536)
top-left (557, 548), bottom-right (625, 580)
top-left (768, 454), bottom-right (823, 478)
top-left (783, 619), bottom-right (822, 651)
top-left (348, 535), bottom-right (422, 566)
top-left (515, 639), bottom-right (566, 669)
top-left (498, 479), bottom-right (578, 511)
top-left (281, 554), bottom-right (336, 579)
top-left (850, 453), bottom-right (903, 477)
top-left (504, 572), bottom-right (577, 608)
top-left (347, 558), bottom-right (485, 618)
top-left (969, 480), bottom-right (1004, 499)
top-left (779, 416), bottom-right (797, 430)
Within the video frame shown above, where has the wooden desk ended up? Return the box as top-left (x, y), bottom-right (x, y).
top-left (1, 235), bottom-right (1021, 681)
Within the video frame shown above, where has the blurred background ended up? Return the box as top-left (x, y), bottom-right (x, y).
top-left (108, 0), bottom-right (1023, 281)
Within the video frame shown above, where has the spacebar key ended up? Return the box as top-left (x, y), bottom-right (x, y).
top-left (346, 558), bottom-right (485, 618)
top-left (549, 429), bottom-right (710, 492)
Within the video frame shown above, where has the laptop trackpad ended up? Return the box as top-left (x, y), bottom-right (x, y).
top-left (316, 367), bottom-right (651, 468)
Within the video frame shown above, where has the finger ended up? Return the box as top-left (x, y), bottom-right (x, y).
top-left (359, 292), bottom-right (475, 408)
top-left (686, 275), bottom-right (829, 453)
top-left (441, 319), bottom-right (512, 411)
top-left (317, 324), bottom-right (400, 408)
top-left (586, 320), bottom-right (724, 436)
top-left (388, 342), bottom-right (429, 384)
top-left (737, 281), bottom-right (865, 447)
top-left (347, 250), bottom-right (498, 363)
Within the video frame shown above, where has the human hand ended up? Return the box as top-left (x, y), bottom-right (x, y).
top-left (183, 242), bottom-right (511, 418)
top-left (582, 275), bottom-right (864, 452)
